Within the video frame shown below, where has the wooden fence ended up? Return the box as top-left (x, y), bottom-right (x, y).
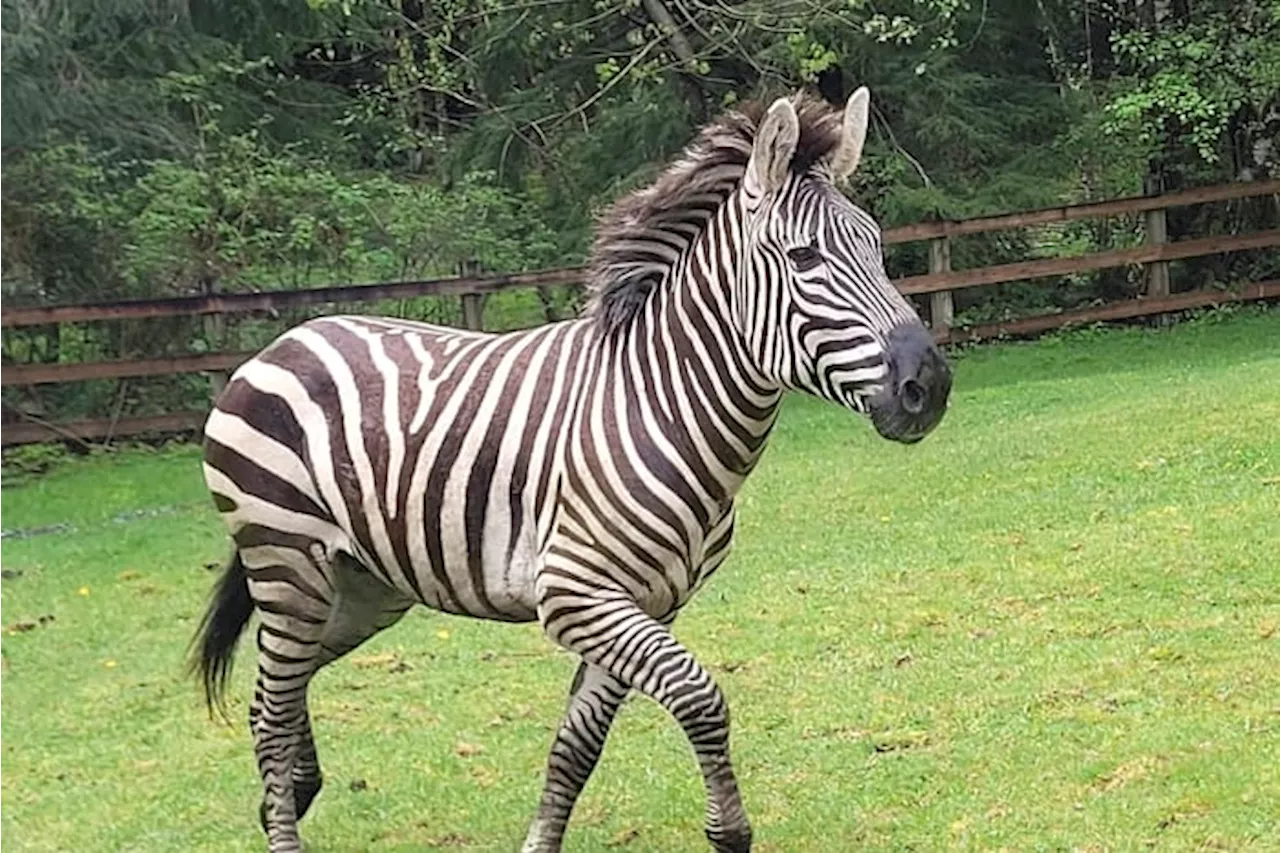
top-left (3, 179), bottom-right (1277, 446)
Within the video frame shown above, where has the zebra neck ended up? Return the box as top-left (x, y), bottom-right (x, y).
top-left (601, 194), bottom-right (784, 504)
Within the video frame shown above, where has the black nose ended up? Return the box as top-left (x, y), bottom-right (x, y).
top-left (873, 323), bottom-right (951, 441)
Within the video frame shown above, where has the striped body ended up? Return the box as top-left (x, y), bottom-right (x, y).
top-left (206, 296), bottom-right (764, 628)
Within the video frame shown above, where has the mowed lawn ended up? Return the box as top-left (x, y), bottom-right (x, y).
top-left (2, 309), bottom-right (1278, 852)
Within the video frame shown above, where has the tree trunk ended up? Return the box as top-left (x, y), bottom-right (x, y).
top-left (640, 0), bottom-right (708, 122)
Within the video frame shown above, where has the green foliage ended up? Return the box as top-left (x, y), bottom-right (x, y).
top-left (1103, 4), bottom-right (1280, 168)
top-left (120, 137), bottom-right (560, 293)
top-left (0, 443), bottom-right (73, 485)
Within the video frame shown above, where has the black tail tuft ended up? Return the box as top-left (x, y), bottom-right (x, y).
top-left (189, 551), bottom-right (253, 718)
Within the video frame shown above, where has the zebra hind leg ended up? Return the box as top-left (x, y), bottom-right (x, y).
top-left (540, 595), bottom-right (751, 853)
top-left (255, 705), bottom-right (321, 833)
top-left (247, 547), bottom-right (411, 852)
top-left (249, 597), bottom-right (326, 853)
top-left (521, 661), bottom-right (630, 853)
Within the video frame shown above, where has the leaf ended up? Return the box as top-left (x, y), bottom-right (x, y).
top-left (454, 742), bottom-right (483, 758)
top-left (350, 651), bottom-right (400, 670)
top-left (606, 826), bottom-right (642, 847)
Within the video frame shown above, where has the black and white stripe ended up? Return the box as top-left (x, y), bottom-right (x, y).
top-left (193, 89), bottom-right (950, 853)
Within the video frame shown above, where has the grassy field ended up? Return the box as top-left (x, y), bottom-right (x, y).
top-left (3, 308), bottom-right (1278, 852)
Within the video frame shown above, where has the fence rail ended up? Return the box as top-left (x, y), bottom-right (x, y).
top-left (3, 179), bottom-right (1277, 446)
top-left (880, 179), bottom-right (1278, 242)
top-left (0, 268), bottom-right (582, 328)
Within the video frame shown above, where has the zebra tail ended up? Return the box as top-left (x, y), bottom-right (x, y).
top-left (189, 550), bottom-right (253, 718)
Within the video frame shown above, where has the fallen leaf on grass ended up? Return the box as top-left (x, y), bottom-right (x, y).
top-left (1091, 756), bottom-right (1163, 793)
top-left (799, 724), bottom-right (865, 742)
top-left (423, 832), bottom-right (470, 848)
top-left (454, 741), bottom-right (484, 758)
top-left (350, 651), bottom-right (401, 670)
top-left (872, 730), bottom-right (931, 753)
top-left (468, 764), bottom-right (500, 788)
top-left (1154, 800), bottom-right (1211, 831)
top-left (6, 614), bottom-right (56, 635)
top-left (1258, 621), bottom-right (1277, 640)
top-left (606, 826), bottom-right (642, 847)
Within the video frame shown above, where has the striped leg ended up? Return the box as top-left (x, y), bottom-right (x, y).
top-left (291, 707), bottom-right (323, 821)
top-left (250, 615), bottom-right (324, 853)
top-left (540, 595), bottom-right (751, 853)
top-left (247, 549), bottom-right (411, 852)
top-left (522, 662), bottom-right (630, 852)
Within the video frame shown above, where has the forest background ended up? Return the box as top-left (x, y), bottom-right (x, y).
top-left (3, 0), bottom-right (1278, 424)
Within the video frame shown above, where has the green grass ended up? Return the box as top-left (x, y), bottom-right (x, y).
top-left (3, 308), bottom-right (1278, 852)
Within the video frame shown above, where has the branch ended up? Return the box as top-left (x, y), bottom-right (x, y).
top-left (552, 38), bottom-right (664, 128)
top-left (641, 0), bottom-right (698, 69)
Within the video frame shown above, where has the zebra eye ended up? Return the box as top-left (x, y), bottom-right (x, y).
top-left (787, 244), bottom-right (822, 271)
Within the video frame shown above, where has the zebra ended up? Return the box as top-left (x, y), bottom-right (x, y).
top-left (192, 88), bottom-right (951, 853)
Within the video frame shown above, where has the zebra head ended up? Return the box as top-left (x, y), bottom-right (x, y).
top-left (736, 90), bottom-right (951, 443)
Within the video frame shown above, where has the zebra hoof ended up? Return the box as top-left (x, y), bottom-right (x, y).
top-left (707, 825), bottom-right (752, 853)
top-left (297, 775), bottom-right (323, 819)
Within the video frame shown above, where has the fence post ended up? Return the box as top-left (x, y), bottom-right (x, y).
top-left (1143, 206), bottom-right (1171, 299)
top-left (928, 235), bottom-right (954, 338)
top-left (1143, 170), bottom-right (1170, 300)
top-left (458, 259), bottom-right (486, 332)
top-left (201, 270), bottom-right (229, 401)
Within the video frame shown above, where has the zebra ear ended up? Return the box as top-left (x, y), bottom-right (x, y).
top-left (746, 98), bottom-right (800, 196)
top-left (830, 86), bottom-right (870, 179)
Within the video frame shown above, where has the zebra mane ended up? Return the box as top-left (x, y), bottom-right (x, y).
top-left (584, 92), bottom-right (846, 332)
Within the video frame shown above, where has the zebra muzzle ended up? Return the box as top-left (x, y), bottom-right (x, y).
top-left (869, 323), bottom-right (951, 443)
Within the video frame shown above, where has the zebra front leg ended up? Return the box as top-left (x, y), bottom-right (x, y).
top-left (540, 595), bottom-right (751, 853)
top-left (522, 661), bottom-right (630, 852)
